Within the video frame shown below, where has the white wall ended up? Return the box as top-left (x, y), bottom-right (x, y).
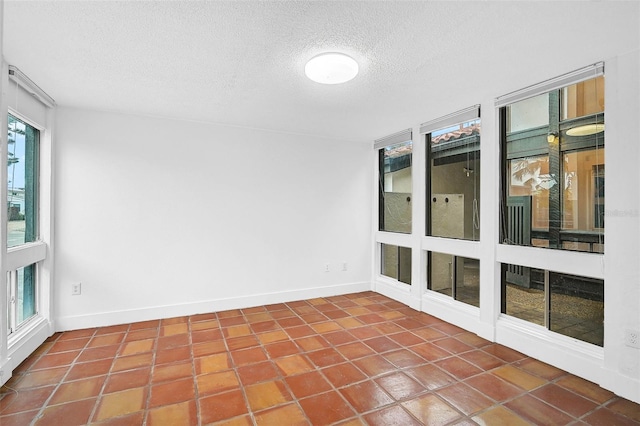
top-left (54, 108), bottom-right (372, 329)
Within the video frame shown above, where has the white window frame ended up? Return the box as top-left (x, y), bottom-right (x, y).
top-left (0, 63), bottom-right (55, 386)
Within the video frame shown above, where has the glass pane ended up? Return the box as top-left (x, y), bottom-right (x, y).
top-left (17, 264), bottom-right (37, 327)
top-left (429, 119), bottom-right (480, 240)
top-left (508, 155), bottom-right (551, 232)
top-left (379, 141), bottom-right (412, 233)
top-left (562, 149), bottom-right (604, 253)
top-left (8, 114), bottom-right (39, 248)
top-left (562, 76), bottom-right (604, 120)
top-left (381, 244), bottom-right (411, 285)
top-left (381, 244), bottom-right (398, 280)
top-left (503, 265), bottom-right (545, 326)
top-left (398, 246), bottom-right (412, 285)
top-left (549, 272), bottom-right (603, 346)
top-left (456, 257), bottom-right (479, 307)
top-left (430, 253), bottom-right (479, 307)
top-left (507, 93), bottom-right (549, 133)
top-left (430, 252), bottom-right (453, 296)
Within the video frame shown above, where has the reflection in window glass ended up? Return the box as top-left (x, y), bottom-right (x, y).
top-left (381, 244), bottom-right (411, 285)
top-left (508, 155), bottom-right (550, 233)
top-left (428, 120), bottom-right (480, 240)
top-left (507, 93), bottom-right (549, 133)
top-left (430, 253), bottom-right (479, 307)
top-left (7, 114), bottom-right (39, 248)
top-left (379, 141), bottom-right (412, 233)
top-left (562, 76), bottom-right (604, 120)
top-left (501, 76), bottom-right (604, 253)
top-left (562, 149), bottom-right (605, 253)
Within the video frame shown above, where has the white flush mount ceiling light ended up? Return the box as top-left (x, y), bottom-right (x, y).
top-left (566, 123), bottom-right (605, 136)
top-left (305, 53), bottom-right (359, 84)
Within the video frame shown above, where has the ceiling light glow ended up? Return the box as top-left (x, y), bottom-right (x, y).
top-left (305, 53), bottom-right (359, 84)
top-left (566, 123), bottom-right (605, 136)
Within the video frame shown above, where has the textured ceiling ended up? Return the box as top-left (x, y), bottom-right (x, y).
top-left (3, 1), bottom-right (639, 142)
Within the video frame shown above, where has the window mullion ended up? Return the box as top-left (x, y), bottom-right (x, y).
top-left (548, 91), bottom-right (561, 248)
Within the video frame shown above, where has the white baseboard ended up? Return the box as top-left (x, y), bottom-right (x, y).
top-left (374, 280), bottom-right (421, 310)
top-left (55, 281), bottom-right (372, 332)
top-left (600, 368), bottom-right (640, 404)
top-left (495, 316), bottom-right (640, 403)
top-left (0, 357), bottom-right (12, 387)
top-left (6, 317), bottom-right (53, 382)
top-left (421, 291), bottom-right (493, 338)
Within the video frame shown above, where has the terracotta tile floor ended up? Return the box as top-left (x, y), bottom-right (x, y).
top-left (1, 291), bottom-right (639, 425)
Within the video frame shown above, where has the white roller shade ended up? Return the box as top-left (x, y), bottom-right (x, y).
top-left (495, 62), bottom-right (604, 108)
top-left (420, 105), bottom-right (480, 135)
top-left (374, 128), bottom-right (412, 150)
top-left (8, 66), bottom-right (55, 128)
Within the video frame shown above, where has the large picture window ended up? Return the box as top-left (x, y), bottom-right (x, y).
top-left (377, 130), bottom-right (412, 234)
top-left (500, 74), bottom-right (604, 253)
top-left (423, 106), bottom-right (480, 241)
top-left (6, 114), bottom-right (40, 333)
top-left (498, 64), bottom-right (605, 348)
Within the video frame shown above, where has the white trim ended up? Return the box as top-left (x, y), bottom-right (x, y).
top-left (6, 316), bottom-right (51, 381)
top-left (420, 104), bottom-right (480, 135)
top-left (496, 244), bottom-right (605, 279)
top-left (55, 281), bottom-right (372, 331)
top-left (421, 291), bottom-right (492, 339)
top-left (421, 237), bottom-right (481, 260)
top-left (375, 231), bottom-right (413, 247)
top-left (374, 278), bottom-right (420, 310)
top-left (495, 62), bottom-right (604, 107)
top-left (6, 241), bottom-right (46, 271)
top-left (373, 128), bottom-right (412, 150)
top-left (8, 66), bottom-right (56, 108)
top-left (496, 314), bottom-right (609, 385)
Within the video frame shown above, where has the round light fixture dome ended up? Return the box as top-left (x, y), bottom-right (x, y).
top-left (305, 53), bottom-right (359, 84)
top-left (566, 123), bottom-right (605, 137)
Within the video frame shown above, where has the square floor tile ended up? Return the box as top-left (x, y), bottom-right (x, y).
top-left (196, 370), bottom-right (240, 396)
top-left (299, 391), bottom-right (355, 426)
top-left (340, 380), bottom-right (394, 412)
top-left (149, 377), bottom-right (195, 408)
top-left (199, 389), bottom-right (248, 424)
top-left (147, 400), bottom-right (197, 426)
top-left (435, 382), bottom-right (494, 415)
top-left (285, 370), bottom-right (332, 399)
top-left (401, 393), bottom-right (461, 426)
top-left (375, 372), bottom-right (426, 401)
top-left (245, 380), bottom-right (292, 411)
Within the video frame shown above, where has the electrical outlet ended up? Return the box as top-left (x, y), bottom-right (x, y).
top-left (72, 283), bottom-right (82, 296)
top-left (342, 262), bottom-right (348, 271)
top-left (324, 263), bottom-right (330, 273)
top-left (625, 329), bottom-right (640, 348)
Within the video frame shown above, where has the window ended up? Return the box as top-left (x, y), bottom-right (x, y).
top-left (376, 130), bottom-right (412, 234)
top-left (6, 114), bottom-right (41, 334)
top-left (7, 264), bottom-right (37, 331)
top-left (501, 74), bottom-right (604, 253)
top-left (428, 253), bottom-right (479, 307)
top-left (423, 106), bottom-right (480, 240)
top-left (3, 66), bottom-right (54, 343)
top-left (502, 264), bottom-right (604, 346)
top-left (497, 63), bottom-right (605, 347)
top-left (7, 114), bottom-right (39, 248)
top-left (381, 244), bottom-right (411, 285)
